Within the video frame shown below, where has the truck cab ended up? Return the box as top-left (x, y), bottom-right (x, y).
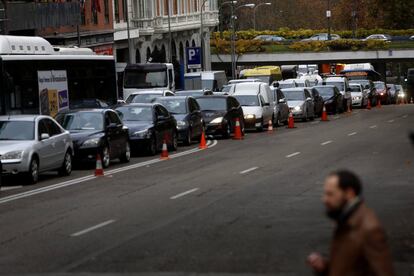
top-left (123, 63), bottom-right (175, 100)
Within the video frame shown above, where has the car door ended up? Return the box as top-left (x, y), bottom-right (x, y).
top-left (36, 119), bottom-right (56, 170)
top-left (259, 84), bottom-right (272, 122)
top-left (154, 105), bottom-right (170, 146)
top-left (188, 98), bottom-right (203, 136)
top-left (304, 89), bottom-right (314, 117)
top-left (105, 111), bottom-right (123, 158)
top-left (277, 90), bottom-right (289, 120)
top-left (44, 118), bottom-right (66, 168)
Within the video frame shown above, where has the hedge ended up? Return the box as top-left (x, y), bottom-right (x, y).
top-left (212, 28), bottom-right (414, 41)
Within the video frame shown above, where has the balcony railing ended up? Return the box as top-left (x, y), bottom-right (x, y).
top-left (6, 2), bottom-right (81, 32)
top-left (132, 11), bottom-right (218, 34)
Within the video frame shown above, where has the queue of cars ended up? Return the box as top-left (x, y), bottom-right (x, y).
top-left (0, 71), bottom-right (406, 186)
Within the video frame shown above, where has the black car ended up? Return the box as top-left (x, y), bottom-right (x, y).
top-left (310, 88), bottom-right (325, 116)
top-left (195, 95), bottom-right (244, 139)
top-left (69, 99), bottom-right (111, 109)
top-left (56, 109), bottom-right (130, 168)
top-left (175, 90), bottom-right (213, 97)
top-left (115, 103), bottom-right (177, 155)
top-left (154, 96), bottom-right (204, 145)
top-left (312, 86), bottom-right (343, 114)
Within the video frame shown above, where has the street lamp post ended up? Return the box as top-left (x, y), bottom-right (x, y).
top-left (327, 0), bottom-right (331, 41)
top-left (200, 0), bottom-right (208, 71)
top-left (253, 2), bottom-right (271, 31)
top-left (167, 0), bottom-right (173, 63)
top-left (230, 3), bottom-right (255, 79)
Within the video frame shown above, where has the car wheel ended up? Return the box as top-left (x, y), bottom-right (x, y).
top-left (101, 146), bottom-right (110, 168)
top-left (120, 141), bottom-right (131, 163)
top-left (149, 137), bottom-right (157, 156)
top-left (58, 151), bottom-right (72, 176)
top-left (274, 114), bottom-right (281, 127)
top-left (223, 123), bottom-right (231, 139)
top-left (184, 129), bottom-right (192, 146)
top-left (169, 131), bottom-right (178, 151)
top-left (26, 157), bottom-right (39, 185)
top-left (256, 120), bottom-right (264, 132)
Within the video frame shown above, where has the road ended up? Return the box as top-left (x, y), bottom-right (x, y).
top-left (0, 105), bottom-right (413, 276)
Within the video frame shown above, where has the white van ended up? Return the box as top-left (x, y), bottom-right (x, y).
top-left (184, 71), bottom-right (227, 92)
top-left (232, 82), bottom-right (274, 131)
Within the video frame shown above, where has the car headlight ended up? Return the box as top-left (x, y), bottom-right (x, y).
top-left (244, 114), bottom-right (255, 120)
top-left (133, 129), bottom-right (151, 138)
top-left (353, 96), bottom-right (361, 100)
top-left (294, 106), bottom-right (301, 111)
top-left (176, 121), bottom-right (187, 127)
top-left (399, 93), bottom-right (405, 98)
top-left (210, 117), bottom-right (224, 124)
top-left (380, 92), bottom-right (384, 96)
top-left (1, 150), bottom-right (24, 160)
top-left (82, 137), bottom-right (101, 147)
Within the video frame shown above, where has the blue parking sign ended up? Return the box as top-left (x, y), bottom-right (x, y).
top-left (186, 47), bottom-right (201, 69)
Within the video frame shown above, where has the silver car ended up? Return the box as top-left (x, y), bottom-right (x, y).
top-left (0, 115), bottom-right (73, 184)
top-left (282, 88), bottom-right (315, 121)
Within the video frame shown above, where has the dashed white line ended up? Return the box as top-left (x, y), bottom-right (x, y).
top-left (402, 114), bottom-right (408, 118)
top-left (0, 186), bottom-right (23, 191)
top-left (321, 140), bottom-right (333, 146)
top-left (240, 167), bottom-right (259, 175)
top-left (71, 219), bottom-right (116, 237)
top-left (369, 125), bottom-right (377, 129)
top-left (333, 116), bottom-right (340, 120)
top-left (311, 121), bottom-right (320, 124)
top-left (170, 188), bottom-right (199, 200)
top-left (348, 132), bottom-right (357, 136)
top-left (0, 140), bottom-right (218, 205)
top-left (388, 119), bottom-right (394, 123)
top-left (286, 152), bottom-right (301, 158)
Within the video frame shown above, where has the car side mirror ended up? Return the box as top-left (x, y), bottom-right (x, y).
top-left (306, 97), bottom-right (312, 101)
top-left (40, 133), bottom-right (50, 140)
top-left (273, 82), bottom-right (279, 88)
top-left (278, 98), bottom-right (286, 103)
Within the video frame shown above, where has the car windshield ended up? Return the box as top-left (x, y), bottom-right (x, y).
top-left (0, 121), bottom-right (34, 140)
top-left (221, 85), bottom-right (232, 93)
top-left (326, 82), bottom-right (345, 91)
top-left (233, 95), bottom-right (259, 106)
top-left (197, 98), bottom-right (227, 111)
top-left (314, 87), bottom-right (334, 98)
top-left (375, 82), bottom-right (385, 89)
top-left (352, 80), bottom-right (370, 87)
top-left (56, 112), bottom-right (103, 131)
top-left (283, 90), bottom-right (305, 101)
top-left (176, 91), bottom-right (204, 97)
top-left (116, 106), bottom-right (154, 121)
top-left (124, 70), bottom-right (168, 89)
top-left (296, 82), bottom-right (305, 87)
top-left (350, 86), bottom-right (361, 92)
top-left (127, 94), bottom-right (160, 104)
top-left (70, 99), bottom-right (108, 109)
top-left (155, 99), bottom-right (187, 114)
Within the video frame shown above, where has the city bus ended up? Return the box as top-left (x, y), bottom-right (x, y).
top-left (0, 36), bottom-right (117, 116)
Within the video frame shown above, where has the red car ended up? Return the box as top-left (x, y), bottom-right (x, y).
top-left (374, 81), bottom-right (390, 104)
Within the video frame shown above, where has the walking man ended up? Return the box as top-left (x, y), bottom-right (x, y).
top-left (307, 170), bottom-right (395, 276)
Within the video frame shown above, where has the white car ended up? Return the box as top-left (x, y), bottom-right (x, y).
top-left (349, 83), bottom-right (368, 108)
top-left (364, 34), bottom-right (391, 42)
top-left (125, 90), bottom-right (175, 104)
top-left (232, 82), bottom-right (274, 131)
top-left (0, 115), bottom-right (73, 184)
top-left (275, 79), bottom-right (298, 89)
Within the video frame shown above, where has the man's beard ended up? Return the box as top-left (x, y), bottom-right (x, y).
top-left (326, 200), bottom-right (347, 221)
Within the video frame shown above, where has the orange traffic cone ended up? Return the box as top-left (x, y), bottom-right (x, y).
top-left (267, 119), bottom-right (273, 133)
top-left (199, 131), bottom-right (208, 149)
top-left (366, 99), bottom-right (372, 110)
top-left (287, 112), bottom-right (295, 129)
top-left (94, 154), bottom-right (104, 177)
top-left (233, 118), bottom-right (243, 140)
top-left (160, 140), bottom-right (169, 160)
top-left (347, 102), bottom-right (352, 113)
top-left (321, 105), bottom-right (329, 121)
top-left (377, 99), bottom-right (382, 108)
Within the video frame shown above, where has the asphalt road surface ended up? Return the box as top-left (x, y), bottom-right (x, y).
top-left (1, 105), bottom-right (413, 276)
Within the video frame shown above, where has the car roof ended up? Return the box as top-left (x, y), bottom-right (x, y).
top-left (313, 85), bottom-right (335, 89)
top-left (194, 95), bottom-right (228, 99)
top-left (116, 103), bottom-right (156, 108)
top-left (281, 88), bottom-right (306, 92)
top-left (59, 108), bottom-right (111, 114)
top-left (156, 96), bottom-right (189, 100)
top-left (130, 91), bottom-right (167, 95)
top-left (0, 115), bottom-right (43, 121)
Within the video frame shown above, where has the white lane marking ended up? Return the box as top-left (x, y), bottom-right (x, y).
top-left (71, 219), bottom-right (116, 237)
top-left (348, 132), bottom-right (357, 136)
top-left (286, 152), bottom-right (301, 158)
top-left (388, 119), bottom-right (394, 123)
top-left (333, 116), bottom-right (340, 120)
top-left (311, 121), bottom-right (320, 124)
top-left (369, 125), bottom-right (377, 129)
top-left (402, 114), bottom-right (408, 118)
top-left (0, 186), bottom-right (23, 191)
top-left (0, 140), bottom-right (218, 205)
top-left (240, 167), bottom-right (259, 175)
top-left (321, 140), bottom-right (333, 146)
top-left (170, 188), bottom-right (199, 200)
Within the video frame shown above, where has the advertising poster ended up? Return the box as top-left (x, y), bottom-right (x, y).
top-left (38, 70), bottom-right (69, 117)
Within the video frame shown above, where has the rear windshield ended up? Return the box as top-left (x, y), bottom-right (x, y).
top-left (155, 98), bottom-right (187, 114)
top-left (283, 90), bottom-right (305, 101)
top-left (197, 98), bottom-right (227, 111)
top-left (233, 95), bottom-right (259, 106)
top-left (126, 94), bottom-right (160, 104)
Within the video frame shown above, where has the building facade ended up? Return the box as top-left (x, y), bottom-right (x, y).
top-left (113, 0), bottom-right (219, 81)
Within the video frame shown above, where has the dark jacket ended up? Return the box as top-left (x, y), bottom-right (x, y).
top-left (324, 202), bottom-right (395, 276)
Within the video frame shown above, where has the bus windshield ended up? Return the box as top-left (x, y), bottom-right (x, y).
top-left (124, 70), bottom-right (168, 89)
